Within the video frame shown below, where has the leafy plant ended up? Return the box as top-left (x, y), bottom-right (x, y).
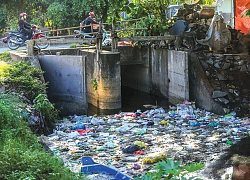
top-left (0, 51), bottom-right (12, 62)
top-left (0, 138), bottom-right (87, 180)
top-left (246, 9), bottom-right (250, 17)
top-left (0, 93), bottom-right (87, 180)
top-left (33, 93), bottom-right (59, 123)
top-left (91, 78), bottom-right (98, 91)
top-left (135, 158), bottom-right (205, 180)
top-left (70, 43), bottom-right (79, 48)
top-left (0, 93), bottom-right (33, 142)
top-left (0, 61), bottom-right (47, 100)
top-left (0, 61), bottom-right (10, 80)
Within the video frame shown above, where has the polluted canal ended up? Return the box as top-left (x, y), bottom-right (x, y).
top-left (39, 2), bottom-right (250, 179)
top-left (39, 87), bottom-right (250, 180)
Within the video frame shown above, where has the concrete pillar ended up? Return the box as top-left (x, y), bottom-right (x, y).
top-left (27, 40), bottom-right (34, 56)
top-left (81, 49), bottom-right (121, 110)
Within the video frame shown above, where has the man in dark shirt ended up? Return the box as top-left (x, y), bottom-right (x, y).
top-left (81, 12), bottom-right (98, 33)
top-left (18, 12), bottom-right (32, 40)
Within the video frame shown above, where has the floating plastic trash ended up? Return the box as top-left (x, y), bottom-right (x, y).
top-left (81, 156), bottom-right (132, 180)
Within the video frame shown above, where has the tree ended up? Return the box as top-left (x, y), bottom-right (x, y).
top-left (0, 0), bottom-right (216, 36)
top-left (107, 0), bottom-right (215, 36)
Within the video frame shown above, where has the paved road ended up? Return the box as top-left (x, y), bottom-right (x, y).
top-left (0, 43), bottom-right (71, 53)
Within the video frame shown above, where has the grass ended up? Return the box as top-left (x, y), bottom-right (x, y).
top-left (0, 54), bottom-right (88, 179)
top-left (0, 51), bottom-right (12, 62)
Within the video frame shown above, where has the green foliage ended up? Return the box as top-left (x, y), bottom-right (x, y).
top-left (70, 43), bottom-right (79, 48)
top-left (33, 93), bottom-right (59, 122)
top-left (91, 78), bottom-right (98, 91)
top-left (0, 89), bottom-right (86, 180)
top-left (135, 158), bottom-right (205, 180)
top-left (0, 61), bottom-right (47, 100)
top-left (0, 137), bottom-right (86, 180)
top-left (246, 9), bottom-right (250, 17)
top-left (0, 0), bottom-right (216, 33)
top-left (0, 7), bottom-right (7, 35)
top-left (182, 162), bottom-right (205, 173)
top-left (0, 51), bottom-right (12, 62)
top-left (46, 2), bottom-right (66, 28)
top-left (0, 94), bottom-right (32, 141)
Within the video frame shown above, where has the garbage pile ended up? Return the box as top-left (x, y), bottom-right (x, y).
top-left (169, 2), bottom-right (250, 54)
top-left (41, 101), bottom-right (250, 179)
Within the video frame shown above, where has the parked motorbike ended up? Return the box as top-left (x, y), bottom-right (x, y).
top-left (6, 25), bottom-right (49, 50)
top-left (74, 26), bottom-right (111, 46)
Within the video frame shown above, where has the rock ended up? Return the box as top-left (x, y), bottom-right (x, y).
top-left (212, 91), bottom-right (227, 98)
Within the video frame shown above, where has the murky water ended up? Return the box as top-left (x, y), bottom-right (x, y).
top-left (87, 86), bottom-right (169, 116)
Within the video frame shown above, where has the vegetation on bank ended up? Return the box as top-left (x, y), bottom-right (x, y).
top-left (0, 52), bottom-right (87, 180)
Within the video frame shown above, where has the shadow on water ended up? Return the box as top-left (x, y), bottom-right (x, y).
top-left (87, 86), bottom-right (169, 116)
top-left (201, 136), bottom-right (250, 179)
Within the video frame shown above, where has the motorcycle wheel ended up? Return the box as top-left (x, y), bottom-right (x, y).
top-left (35, 36), bottom-right (49, 49)
top-left (7, 35), bottom-right (20, 50)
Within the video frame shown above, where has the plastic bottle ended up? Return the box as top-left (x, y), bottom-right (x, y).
top-left (135, 129), bottom-right (146, 135)
top-left (125, 156), bottom-right (138, 162)
top-left (189, 121), bottom-right (200, 127)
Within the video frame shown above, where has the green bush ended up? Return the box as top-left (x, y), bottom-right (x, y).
top-left (0, 138), bottom-right (86, 180)
top-left (0, 51), bottom-right (12, 62)
top-left (33, 93), bottom-right (59, 123)
top-left (0, 93), bottom-right (87, 180)
top-left (0, 62), bottom-right (47, 100)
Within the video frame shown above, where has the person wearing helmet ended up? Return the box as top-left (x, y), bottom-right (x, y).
top-left (18, 12), bottom-right (32, 41)
top-left (81, 12), bottom-right (98, 33)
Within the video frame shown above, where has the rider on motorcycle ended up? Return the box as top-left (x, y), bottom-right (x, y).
top-left (18, 12), bottom-right (32, 41)
top-left (80, 12), bottom-right (99, 33)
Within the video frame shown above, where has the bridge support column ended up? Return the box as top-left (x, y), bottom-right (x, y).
top-left (27, 40), bottom-right (34, 56)
top-left (81, 49), bottom-right (121, 110)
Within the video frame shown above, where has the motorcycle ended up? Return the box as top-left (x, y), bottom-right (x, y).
top-left (74, 25), bottom-right (111, 46)
top-left (6, 25), bottom-right (49, 50)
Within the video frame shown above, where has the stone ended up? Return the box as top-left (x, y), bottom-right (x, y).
top-left (222, 62), bottom-right (231, 70)
top-left (214, 62), bottom-right (221, 68)
top-left (218, 97), bottom-right (230, 104)
top-left (200, 59), bottom-right (209, 69)
top-left (206, 57), bottom-right (214, 65)
top-left (216, 73), bottom-right (228, 80)
top-left (240, 64), bottom-right (247, 71)
top-left (212, 91), bottom-right (227, 98)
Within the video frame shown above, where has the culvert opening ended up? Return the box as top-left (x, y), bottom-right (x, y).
top-left (87, 86), bottom-right (169, 116)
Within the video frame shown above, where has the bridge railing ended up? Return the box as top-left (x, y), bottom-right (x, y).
top-left (30, 19), bottom-right (175, 55)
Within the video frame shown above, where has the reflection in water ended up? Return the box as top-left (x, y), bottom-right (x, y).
top-left (87, 86), bottom-right (169, 116)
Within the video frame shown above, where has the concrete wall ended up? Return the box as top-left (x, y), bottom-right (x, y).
top-left (151, 49), bottom-right (169, 99)
top-left (168, 50), bottom-right (189, 104)
top-left (39, 47), bottom-right (189, 112)
top-left (80, 49), bottom-right (121, 110)
top-left (120, 47), bottom-right (188, 105)
top-left (38, 54), bottom-right (87, 116)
